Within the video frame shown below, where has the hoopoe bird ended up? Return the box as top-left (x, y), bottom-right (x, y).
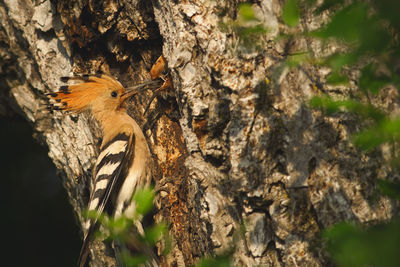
top-left (47, 74), bottom-right (161, 267)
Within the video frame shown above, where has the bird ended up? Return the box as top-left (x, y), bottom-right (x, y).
top-left (144, 56), bottom-right (172, 114)
top-left (47, 74), bottom-right (162, 267)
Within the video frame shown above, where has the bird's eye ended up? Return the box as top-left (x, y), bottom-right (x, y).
top-left (111, 91), bottom-right (118, 98)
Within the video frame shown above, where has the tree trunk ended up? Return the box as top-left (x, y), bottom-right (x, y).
top-left (1, 0), bottom-right (398, 266)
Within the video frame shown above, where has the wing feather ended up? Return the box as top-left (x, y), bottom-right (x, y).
top-left (78, 131), bottom-right (135, 267)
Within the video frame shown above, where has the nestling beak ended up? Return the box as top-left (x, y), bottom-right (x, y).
top-left (120, 79), bottom-right (164, 103)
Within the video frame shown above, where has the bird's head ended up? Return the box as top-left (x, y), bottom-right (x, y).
top-left (47, 74), bottom-right (161, 113)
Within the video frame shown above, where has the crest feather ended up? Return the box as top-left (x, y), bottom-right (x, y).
top-left (47, 75), bottom-right (124, 112)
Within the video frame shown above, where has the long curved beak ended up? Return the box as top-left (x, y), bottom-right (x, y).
top-left (120, 79), bottom-right (163, 103)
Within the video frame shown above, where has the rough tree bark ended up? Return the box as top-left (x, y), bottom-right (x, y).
top-left (1, 0), bottom-right (398, 266)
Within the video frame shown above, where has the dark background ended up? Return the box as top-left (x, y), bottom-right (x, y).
top-left (0, 115), bottom-right (81, 266)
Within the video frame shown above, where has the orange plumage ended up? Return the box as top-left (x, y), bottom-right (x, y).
top-left (47, 74), bottom-right (126, 112)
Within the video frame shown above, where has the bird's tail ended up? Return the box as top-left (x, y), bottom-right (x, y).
top-left (77, 223), bottom-right (99, 267)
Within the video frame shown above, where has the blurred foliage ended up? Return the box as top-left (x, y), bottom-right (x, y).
top-left (323, 221), bottom-right (400, 267)
top-left (377, 179), bottom-right (400, 200)
top-left (218, 3), bottom-right (267, 52)
top-left (282, 0), bottom-right (300, 27)
top-left (306, 1), bottom-right (400, 267)
top-left (307, 0), bottom-right (400, 156)
top-left (134, 187), bottom-right (155, 217)
top-left (224, 1), bottom-right (400, 267)
top-left (195, 254), bottom-right (232, 267)
top-left (85, 188), bottom-right (169, 267)
top-left (309, 96), bottom-right (385, 121)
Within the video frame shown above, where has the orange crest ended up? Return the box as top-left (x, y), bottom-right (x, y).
top-left (47, 74), bottom-right (125, 112)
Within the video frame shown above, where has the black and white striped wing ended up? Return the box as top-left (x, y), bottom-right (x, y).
top-left (78, 132), bottom-right (134, 267)
top-left (90, 132), bottom-right (134, 220)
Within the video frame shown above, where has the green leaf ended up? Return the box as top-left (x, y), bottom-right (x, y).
top-left (238, 3), bottom-right (256, 21)
top-left (120, 250), bottom-right (148, 267)
top-left (196, 255), bottom-right (232, 267)
top-left (313, 3), bottom-right (368, 42)
top-left (309, 97), bottom-right (385, 121)
top-left (381, 119), bottom-right (400, 139)
top-left (282, 0), bottom-right (300, 27)
top-left (145, 223), bottom-right (167, 245)
top-left (83, 209), bottom-right (99, 220)
top-left (323, 222), bottom-right (359, 242)
top-left (314, 2), bottom-right (389, 53)
top-left (326, 71), bottom-right (349, 85)
top-left (109, 217), bottom-right (132, 234)
top-left (353, 118), bottom-right (400, 150)
top-left (134, 188), bottom-right (154, 216)
top-left (83, 209), bottom-right (106, 223)
top-left (238, 24), bottom-right (268, 46)
top-left (356, 13), bottom-right (390, 54)
top-left (377, 179), bottom-right (400, 200)
top-left (353, 128), bottom-right (385, 150)
top-left (345, 102), bottom-right (384, 122)
top-left (323, 220), bottom-right (400, 267)
top-left (359, 64), bottom-right (390, 94)
top-left (309, 96), bottom-right (343, 115)
top-left (323, 53), bottom-right (358, 71)
top-left (373, 0), bottom-right (400, 33)
top-left (323, 222), bottom-right (370, 267)
top-left (286, 52), bottom-right (309, 67)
